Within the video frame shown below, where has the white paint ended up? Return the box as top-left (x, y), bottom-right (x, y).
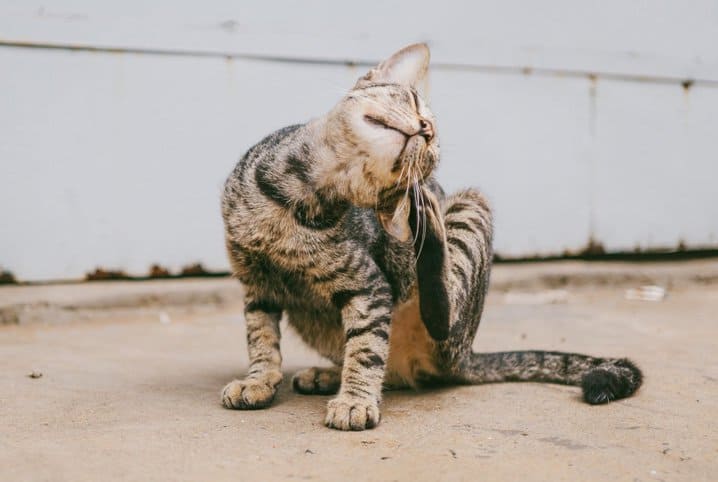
top-left (432, 70), bottom-right (593, 256)
top-left (593, 80), bottom-right (718, 251)
top-left (1, 1), bottom-right (717, 281)
top-left (0, 48), bottom-right (356, 280)
top-left (1, 0), bottom-right (717, 80)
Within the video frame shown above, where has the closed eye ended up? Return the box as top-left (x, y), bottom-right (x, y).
top-left (364, 115), bottom-right (391, 129)
top-left (364, 115), bottom-right (409, 137)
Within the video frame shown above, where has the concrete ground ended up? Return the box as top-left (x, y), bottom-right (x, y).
top-left (1, 261), bottom-right (717, 481)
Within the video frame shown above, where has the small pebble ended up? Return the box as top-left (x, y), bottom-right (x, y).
top-left (28, 370), bottom-right (43, 379)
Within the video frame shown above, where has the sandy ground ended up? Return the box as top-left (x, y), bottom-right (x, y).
top-left (1, 262), bottom-right (717, 481)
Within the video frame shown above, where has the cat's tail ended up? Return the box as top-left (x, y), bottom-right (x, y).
top-left (455, 351), bottom-right (642, 404)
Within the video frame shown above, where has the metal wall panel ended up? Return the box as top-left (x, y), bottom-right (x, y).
top-left (431, 70), bottom-right (594, 257)
top-left (593, 80), bottom-right (718, 251)
top-left (2, 1), bottom-right (717, 80)
top-left (0, 48), bottom-right (357, 280)
top-left (1, 1), bottom-right (717, 280)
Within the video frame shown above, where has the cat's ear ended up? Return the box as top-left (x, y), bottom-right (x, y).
top-left (356, 43), bottom-right (430, 88)
top-left (378, 199), bottom-right (412, 242)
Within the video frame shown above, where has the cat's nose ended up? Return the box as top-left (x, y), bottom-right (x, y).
top-left (418, 118), bottom-right (434, 141)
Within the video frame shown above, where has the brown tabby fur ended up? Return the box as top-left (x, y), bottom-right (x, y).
top-left (220, 44), bottom-right (642, 430)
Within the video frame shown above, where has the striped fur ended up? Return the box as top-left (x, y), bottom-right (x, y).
top-left (219, 44), bottom-right (642, 431)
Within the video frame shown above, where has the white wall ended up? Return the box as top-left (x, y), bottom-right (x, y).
top-left (1, 1), bottom-right (717, 281)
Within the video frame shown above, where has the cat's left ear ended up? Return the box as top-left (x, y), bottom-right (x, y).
top-left (356, 43), bottom-right (430, 88)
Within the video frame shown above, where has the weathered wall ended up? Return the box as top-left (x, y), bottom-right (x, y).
top-left (1, 1), bottom-right (717, 281)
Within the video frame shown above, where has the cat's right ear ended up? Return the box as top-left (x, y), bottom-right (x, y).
top-left (355, 43), bottom-right (430, 88)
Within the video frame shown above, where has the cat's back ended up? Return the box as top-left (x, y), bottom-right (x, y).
top-left (222, 124), bottom-right (303, 212)
top-left (221, 123), bottom-right (315, 273)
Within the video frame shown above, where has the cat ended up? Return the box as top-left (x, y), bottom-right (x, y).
top-left (220, 43), bottom-right (642, 431)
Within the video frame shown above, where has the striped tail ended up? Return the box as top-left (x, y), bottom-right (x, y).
top-left (457, 351), bottom-right (643, 404)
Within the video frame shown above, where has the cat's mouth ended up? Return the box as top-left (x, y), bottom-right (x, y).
top-left (391, 134), bottom-right (436, 183)
top-left (376, 135), bottom-right (437, 222)
top-left (363, 113), bottom-right (438, 231)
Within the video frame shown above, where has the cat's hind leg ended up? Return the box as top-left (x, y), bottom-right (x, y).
top-left (409, 186), bottom-right (493, 346)
top-left (422, 188), bottom-right (643, 402)
top-left (292, 366), bottom-right (341, 395)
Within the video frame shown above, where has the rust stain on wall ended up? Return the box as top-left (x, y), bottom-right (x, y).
top-left (85, 268), bottom-right (130, 281)
top-left (0, 270), bottom-right (17, 285)
top-left (83, 264), bottom-right (229, 282)
top-left (180, 263), bottom-right (212, 277)
top-left (148, 264), bottom-right (171, 279)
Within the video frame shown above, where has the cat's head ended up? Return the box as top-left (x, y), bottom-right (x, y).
top-left (322, 43), bottom-right (439, 239)
top-left (326, 44), bottom-right (439, 239)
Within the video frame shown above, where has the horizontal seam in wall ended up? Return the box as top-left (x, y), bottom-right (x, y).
top-left (1, 40), bottom-right (717, 88)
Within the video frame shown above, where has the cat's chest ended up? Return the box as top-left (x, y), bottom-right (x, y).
top-left (253, 264), bottom-right (326, 308)
top-left (252, 248), bottom-right (354, 308)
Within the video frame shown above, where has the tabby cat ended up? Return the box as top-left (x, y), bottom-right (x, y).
top-left (220, 44), bottom-right (642, 431)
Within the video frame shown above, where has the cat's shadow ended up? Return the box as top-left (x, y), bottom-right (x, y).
top-left (141, 365), bottom-right (462, 413)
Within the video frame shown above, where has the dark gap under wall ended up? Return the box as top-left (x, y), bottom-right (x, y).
top-left (2, 246), bottom-right (718, 286)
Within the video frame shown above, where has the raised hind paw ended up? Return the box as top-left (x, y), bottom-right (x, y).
top-left (581, 359), bottom-right (643, 404)
top-left (409, 184), bottom-right (451, 341)
top-left (325, 395), bottom-right (380, 431)
top-left (221, 371), bottom-right (282, 410)
top-left (292, 366), bottom-right (341, 395)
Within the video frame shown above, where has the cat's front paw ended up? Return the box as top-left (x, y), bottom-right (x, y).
top-left (325, 395), bottom-right (380, 431)
top-left (221, 372), bottom-right (281, 410)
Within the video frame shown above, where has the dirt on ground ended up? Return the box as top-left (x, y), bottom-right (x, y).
top-left (1, 261), bottom-right (717, 481)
